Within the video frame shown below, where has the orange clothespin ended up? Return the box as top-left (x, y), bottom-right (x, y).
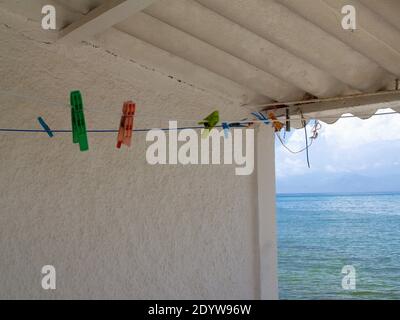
top-left (267, 111), bottom-right (284, 132)
top-left (116, 101), bottom-right (136, 149)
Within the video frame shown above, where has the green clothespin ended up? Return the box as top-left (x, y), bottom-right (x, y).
top-left (70, 91), bottom-right (89, 151)
top-left (198, 110), bottom-right (219, 138)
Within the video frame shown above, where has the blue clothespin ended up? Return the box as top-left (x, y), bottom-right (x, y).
top-left (251, 112), bottom-right (269, 125)
top-left (37, 117), bottom-right (54, 137)
top-left (222, 122), bottom-right (230, 138)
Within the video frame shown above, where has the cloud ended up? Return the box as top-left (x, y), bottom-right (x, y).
top-left (275, 108), bottom-right (400, 182)
top-left (321, 108), bottom-right (400, 149)
top-left (276, 156), bottom-right (310, 178)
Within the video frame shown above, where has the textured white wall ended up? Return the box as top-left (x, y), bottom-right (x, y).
top-left (0, 9), bottom-right (260, 299)
top-left (257, 125), bottom-right (278, 299)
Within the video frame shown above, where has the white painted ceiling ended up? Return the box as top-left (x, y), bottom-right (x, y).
top-left (1, 0), bottom-right (400, 122)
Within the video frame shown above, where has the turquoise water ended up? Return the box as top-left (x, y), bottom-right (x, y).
top-left (277, 193), bottom-right (400, 300)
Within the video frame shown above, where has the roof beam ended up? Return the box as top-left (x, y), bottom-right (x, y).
top-left (254, 90), bottom-right (400, 127)
top-left (246, 90), bottom-right (400, 117)
top-left (94, 28), bottom-right (268, 103)
top-left (59, 0), bottom-right (158, 43)
top-left (278, 90), bottom-right (400, 116)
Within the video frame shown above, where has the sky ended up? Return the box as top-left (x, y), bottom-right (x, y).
top-left (275, 108), bottom-right (400, 194)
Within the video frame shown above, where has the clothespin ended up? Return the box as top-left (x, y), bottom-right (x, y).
top-left (310, 120), bottom-right (320, 140)
top-left (116, 101), bottom-right (136, 149)
top-left (198, 110), bottom-right (219, 138)
top-left (70, 90), bottom-right (89, 152)
top-left (37, 117), bottom-right (53, 137)
top-left (267, 111), bottom-right (284, 132)
top-left (251, 112), bottom-right (269, 125)
top-left (222, 122), bottom-right (230, 138)
top-left (299, 110), bottom-right (307, 129)
top-left (285, 108), bottom-right (291, 132)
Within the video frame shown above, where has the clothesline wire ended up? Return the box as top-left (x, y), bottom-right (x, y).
top-left (276, 119), bottom-right (322, 156)
top-left (276, 133), bottom-right (314, 154)
top-left (302, 111), bottom-right (311, 168)
top-left (0, 108), bottom-right (398, 134)
top-left (0, 110), bottom-right (398, 134)
top-left (0, 126), bottom-right (221, 133)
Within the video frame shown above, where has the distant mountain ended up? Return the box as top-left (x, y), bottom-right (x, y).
top-left (276, 172), bottom-right (400, 194)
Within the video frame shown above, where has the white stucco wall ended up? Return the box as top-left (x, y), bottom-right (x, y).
top-left (0, 9), bottom-right (262, 299)
top-left (257, 125), bottom-right (278, 299)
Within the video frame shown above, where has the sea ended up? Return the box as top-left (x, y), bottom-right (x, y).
top-left (277, 192), bottom-right (400, 300)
